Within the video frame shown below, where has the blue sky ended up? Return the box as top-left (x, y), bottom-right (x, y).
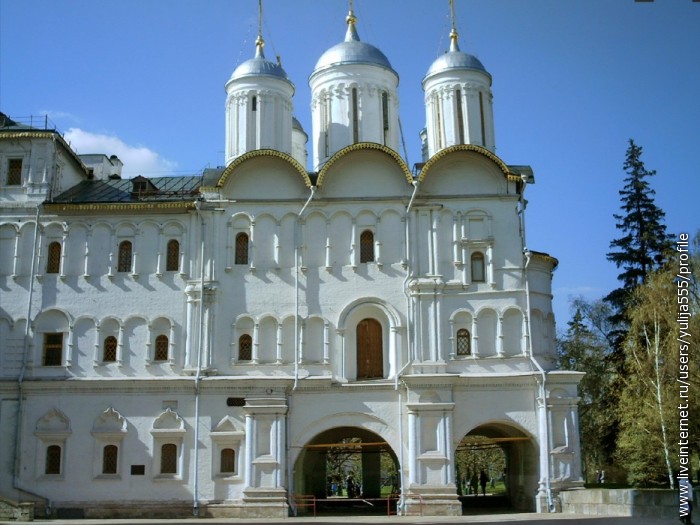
top-left (1, 0), bottom-right (698, 329)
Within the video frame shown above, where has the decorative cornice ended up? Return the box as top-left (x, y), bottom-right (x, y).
top-left (527, 250), bottom-right (559, 270)
top-left (316, 142), bottom-right (413, 187)
top-left (418, 144), bottom-right (516, 183)
top-left (218, 149), bottom-right (312, 189)
top-left (43, 202), bottom-right (196, 212)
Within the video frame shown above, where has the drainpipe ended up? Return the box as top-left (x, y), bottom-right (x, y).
top-left (396, 180), bottom-right (419, 515)
top-left (192, 200), bottom-right (206, 516)
top-left (13, 205), bottom-right (51, 509)
top-left (520, 186), bottom-right (554, 512)
top-left (294, 187), bottom-right (315, 390)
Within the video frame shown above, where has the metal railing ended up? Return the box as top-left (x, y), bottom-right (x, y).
top-left (290, 493), bottom-right (316, 517)
top-left (0, 114), bottom-right (58, 132)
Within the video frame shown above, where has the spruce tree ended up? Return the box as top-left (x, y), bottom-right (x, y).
top-left (605, 139), bottom-right (673, 325)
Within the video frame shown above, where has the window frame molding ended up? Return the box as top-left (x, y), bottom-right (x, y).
top-left (210, 417), bottom-right (244, 482)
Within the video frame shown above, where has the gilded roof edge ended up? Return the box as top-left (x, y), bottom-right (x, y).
top-left (316, 142), bottom-right (412, 188)
top-left (217, 150), bottom-right (312, 189)
top-left (418, 144), bottom-right (515, 183)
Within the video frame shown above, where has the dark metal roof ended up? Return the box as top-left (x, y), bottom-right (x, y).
top-left (50, 176), bottom-right (202, 204)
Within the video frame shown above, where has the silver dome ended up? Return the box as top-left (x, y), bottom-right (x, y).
top-left (230, 39), bottom-right (290, 82)
top-left (424, 34), bottom-right (490, 80)
top-left (313, 13), bottom-right (396, 75)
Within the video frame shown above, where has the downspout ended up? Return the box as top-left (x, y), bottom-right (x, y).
top-left (396, 180), bottom-right (419, 515)
top-left (192, 200), bottom-right (206, 516)
top-left (294, 186), bottom-right (315, 390)
top-left (287, 186), bottom-right (315, 512)
top-left (13, 205), bottom-right (49, 508)
top-left (520, 184), bottom-right (553, 512)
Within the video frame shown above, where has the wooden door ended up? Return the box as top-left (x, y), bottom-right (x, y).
top-left (357, 318), bottom-right (383, 379)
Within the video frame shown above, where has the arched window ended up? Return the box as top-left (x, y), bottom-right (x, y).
top-left (166, 239), bottom-right (180, 271)
top-left (471, 252), bottom-right (485, 283)
top-left (103, 336), bottom-right (117, 362)
top-left (154, 335), bottom-right (169, 361)
top-left (238, 334), bottom-right (252, 361)
top-left (45, 445), bottom-right (61, 475)
top-left (360, 230), bottom-right (374, 263)
top-left (456, 328), bottom-right (471, 356)
top-left (220, 448), bottom-right (236, 474)
top-left (235, 233), bottom-right (249, 265)
top-left (117, 240), bottom-right (133, 273)
top-left (46, 241), bottom-right (61, 274)
top-left (160, 443), bottom-right (177, 474)
top-left (102, 444), bottom-right (118, 474)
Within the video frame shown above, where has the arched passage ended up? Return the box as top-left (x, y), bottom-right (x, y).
top-left (456, 422), bottom-right (538, 513)
top-left (293, 426), bottom-right (400, 515)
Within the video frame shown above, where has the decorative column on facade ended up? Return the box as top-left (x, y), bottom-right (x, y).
top-left (471, 316), bottom-right (479, 358)
top-left (241, 396), bottom-right (289, 517)
top-left (252, 321), bottom-right (260, 364)
top-left (375, 217), bottom-right (382, 267)
top-left (351, 219), bottom-right (357, 270)
top-left (184, 284), bottom-right (200, 370)
top-left (107, 231), bottom-right (115, 278)
top-left (12, 229), bottom-right (20, 278)
top-left (156, 228), bottom-right (164, 276)
top-left (59, 229), bottom-right (67, 279)
top-left (325, 219), bottom-right (332, 271)
top-left (66, 323), bottom-right (75, 367)
top-left (323, 321), bottom-right (330, 364)
top-left (83, 228), bottom-right (91, 278)
top-left (337, 328), bottom-right (346, 380)
top-left (276, 324), bottom-right (283, 364)
top-left (249, 219), bottom-right (256, 272)
top-left (93, 322), bottom-right (101, 364)
top-left (274, 221), bottom-right (281, 270)
top-left (535, 393), bottom-right (550, 512)
top-left (116, 324), bottom-right (125, 367)
top-left (131, 229), bottom-right (140, 278)
top-left (496, 314), bottom-right (504, 357)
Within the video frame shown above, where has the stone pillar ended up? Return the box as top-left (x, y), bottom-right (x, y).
top-left (241, 396), bottom-right (289, 518)
top-left (405, 395), bottom-right (460, 516)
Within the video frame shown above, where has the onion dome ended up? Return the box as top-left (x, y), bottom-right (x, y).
top-left (312, 10), bottom-right (396, 75)
top-left (424, 29), bottom-right (490, 82)
top-left (229, 36), bottom-right (290, 83)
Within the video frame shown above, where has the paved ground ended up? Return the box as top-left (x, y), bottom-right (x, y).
top-left (8, 514), bottom-right (675, 525)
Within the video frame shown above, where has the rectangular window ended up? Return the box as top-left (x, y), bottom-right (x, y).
top-left (43, 333), bottom-right (63, 366)
top-left (7, 158), bottom-right (22, 185)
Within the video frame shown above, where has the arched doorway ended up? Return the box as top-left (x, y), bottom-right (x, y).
top-left (456, 422), bottom-right (538, 513)
top-left (356, 318), bottom-right (383, 379)
top-left (293, 427), bottom-right (400, 515)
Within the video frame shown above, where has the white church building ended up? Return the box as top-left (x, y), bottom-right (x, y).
top-left (0, 4), bottom-right (583, 519)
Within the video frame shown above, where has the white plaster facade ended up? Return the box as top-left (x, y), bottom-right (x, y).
top-left (0, 8), bottom-right (583, 520)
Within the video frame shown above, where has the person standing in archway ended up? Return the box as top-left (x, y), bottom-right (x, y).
top-left (479, 470), bottom-right (488, 496)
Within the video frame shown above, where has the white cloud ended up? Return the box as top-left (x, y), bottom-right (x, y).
top-left (63, 128), bottom-right (177, 178)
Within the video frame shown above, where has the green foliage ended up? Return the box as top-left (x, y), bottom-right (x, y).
top-left (615, 261), bottom-right (700, 487)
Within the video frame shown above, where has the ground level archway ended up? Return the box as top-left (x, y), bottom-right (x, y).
top-left (456, 422), bottom-right (539, 512)
top-left (293, 426), bottom-right (400, 515)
